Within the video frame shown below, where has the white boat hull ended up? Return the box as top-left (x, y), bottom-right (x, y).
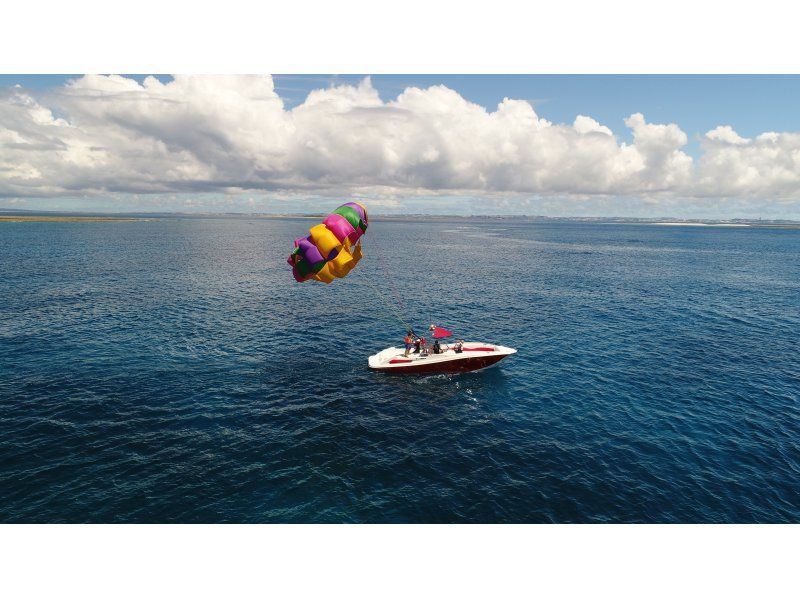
top-left (368, 342), bottom-right (517, 374)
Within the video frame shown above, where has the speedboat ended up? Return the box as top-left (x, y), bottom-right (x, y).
top-left (368, 341), bottom-right (517, 374)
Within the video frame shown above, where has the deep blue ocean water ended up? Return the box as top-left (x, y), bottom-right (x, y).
top-left (1, 217), bottom-right (799, 523)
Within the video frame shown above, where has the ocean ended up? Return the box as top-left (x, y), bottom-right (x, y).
top-left (1, 217), bottom-right (798, 523)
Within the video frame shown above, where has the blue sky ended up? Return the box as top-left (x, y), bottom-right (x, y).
top-left (2, 74), bottom-right (800, 217)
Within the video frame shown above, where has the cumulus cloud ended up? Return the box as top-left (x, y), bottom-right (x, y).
top-left (696, 127), bottom-right (800, 198)
top-left (0, 74), bottom-right (798, 203)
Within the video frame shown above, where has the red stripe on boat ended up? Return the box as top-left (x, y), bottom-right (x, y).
top-left (462, 347), bottom-right (495, 352)
top-left (389, 358), bottom-right (413, 364)
top-left (374, 353), bottom-right (509, 374)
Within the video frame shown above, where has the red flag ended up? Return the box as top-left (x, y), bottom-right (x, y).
top-left (431, 326), bottom-right (453, 339)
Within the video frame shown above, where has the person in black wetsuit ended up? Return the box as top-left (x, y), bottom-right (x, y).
top-left (432, 339), bottom-right (442, 354)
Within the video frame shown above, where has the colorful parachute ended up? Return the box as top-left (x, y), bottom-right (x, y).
top-left (287, 202), bottom-right (369, 283)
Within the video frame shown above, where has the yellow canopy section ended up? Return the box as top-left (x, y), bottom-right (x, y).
top-left (312, 239), bottom-right (362, 283)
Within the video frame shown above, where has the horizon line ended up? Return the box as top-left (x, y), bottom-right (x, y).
top-left (2, 208), bottom-right (799, 224)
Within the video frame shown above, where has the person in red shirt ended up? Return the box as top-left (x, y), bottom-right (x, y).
top-left (403, 332), bottom-right (413, 356)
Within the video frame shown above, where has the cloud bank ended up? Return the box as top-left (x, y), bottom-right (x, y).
top-left (1, 74), bottom-right (799, 206)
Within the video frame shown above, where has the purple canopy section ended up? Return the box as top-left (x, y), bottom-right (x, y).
top-left (296, 237), bottom-right (325, 267)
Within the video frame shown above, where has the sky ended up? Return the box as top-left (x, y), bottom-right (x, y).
top-left (2, 74), bottom-right (800, 218)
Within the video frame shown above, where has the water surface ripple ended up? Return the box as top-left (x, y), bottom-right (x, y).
top-left (1, 218), bottom-right (798, 522)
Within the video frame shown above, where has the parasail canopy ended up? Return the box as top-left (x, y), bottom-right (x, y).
top-left (287, 202), bottom-right (368, 284)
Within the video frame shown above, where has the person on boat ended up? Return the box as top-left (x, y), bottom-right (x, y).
top-left (432, 339), bottom-right (442, 354)
top-left (419, 337), bottom-right (429, 356)
top-left (413, 336), bottom-right (422, 354)
top-left (454, 340), bottom-right (464, 353)
top-left (403, 331), bottom-right (413, 357)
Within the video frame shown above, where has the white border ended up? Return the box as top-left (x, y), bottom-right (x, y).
top-left (3, 0), bottom-right (800, 73)
top-left (2, 1), bottom-right (798, 596)
top-left (1, 524), bottom-right (797, 597)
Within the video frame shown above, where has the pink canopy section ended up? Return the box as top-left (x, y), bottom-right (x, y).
top-left (431, 326), bottom-right (453, 339)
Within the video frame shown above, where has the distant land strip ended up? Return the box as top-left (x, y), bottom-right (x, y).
top-left (1, 212), bottom-right (799, 228)
top-left (0, 216), bottom-right (146, 222)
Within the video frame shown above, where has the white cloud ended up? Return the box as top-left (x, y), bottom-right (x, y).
top-left (696, 127), bottom-right (800, 198)
top-left (705, 125), bottom-right (748, 145)
top-left (573, 115), bottom-right (613, 136)
top-left (1, 74), bottom-right (799, 206)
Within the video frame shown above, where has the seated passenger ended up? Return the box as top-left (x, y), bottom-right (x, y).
top-left (432, 339), bottom-right (442, 354)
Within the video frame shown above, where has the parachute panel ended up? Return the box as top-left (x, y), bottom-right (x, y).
top-left (332, 205), bottom-right (361, 231)
top-left (308, 224), bottom-right (341, 259)
top-left (322, 213), bottom-right (356, 243)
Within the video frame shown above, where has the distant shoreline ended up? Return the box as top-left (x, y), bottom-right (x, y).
top-left (0, 215), bottom-right (146, 222)
top-left (649, 222), bottom-right (751, 227)
top-left (1, 212), bottom-right (799, 229)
